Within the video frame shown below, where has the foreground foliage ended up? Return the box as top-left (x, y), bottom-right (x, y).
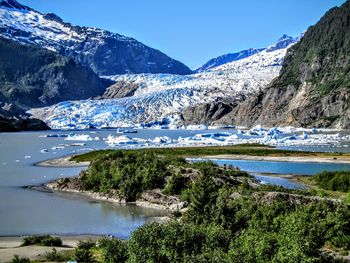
top-left (60, 150), bottom-right (350, 262)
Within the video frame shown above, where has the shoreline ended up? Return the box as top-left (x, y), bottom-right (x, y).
top-left (202, 154), bottom-right (350, 164)
top-left (35, 153), bottom-right (350, 169)
top-left (43, 181), bottom-right (184, 212)
top-left (34, 155), bottom-right (90, 167)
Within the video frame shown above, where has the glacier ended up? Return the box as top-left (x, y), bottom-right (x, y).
top-left (29, 35), bottom-right (299, 130)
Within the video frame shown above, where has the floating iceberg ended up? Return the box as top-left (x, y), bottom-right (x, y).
top-left (153, 136), bottom-right (173, 144)
top-left (105, 135), bottom-right (145, 147)
top-left (64, 134), bottom-right (93, 141)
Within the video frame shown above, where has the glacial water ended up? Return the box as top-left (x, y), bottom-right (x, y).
top-left (0, 129), bottom-right (350, 237)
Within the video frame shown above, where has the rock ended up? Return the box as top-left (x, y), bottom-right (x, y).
top-left (0, 116), bottom-right (50, 132)
top-left (181, 100), bottom-right (238, 125)
top-left (99, 81), bottom-right (140, 99)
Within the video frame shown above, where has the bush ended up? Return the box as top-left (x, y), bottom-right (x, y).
top-left (21, 235), bottom-right (62, 247)
top-left (128, 221), bottom-right (231, 263)
top-left (11, 255), bottom-right (30, 263)
top-left (45, 248), bottom-right (72, 262)
top-left (163, 173), bottom-right (189, 195)
top-left (315, 171), bottom-right (350, 192)
top-left (75, 240), bottom-right (95, 263)
top-left (99, 238), bottom-right (128, 263)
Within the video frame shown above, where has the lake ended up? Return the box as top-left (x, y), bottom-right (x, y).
top-left (1, 129), bottom-right (350, 237)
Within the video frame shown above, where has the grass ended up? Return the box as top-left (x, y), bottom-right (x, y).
top-left (70, 144), bottom-right (349, 163)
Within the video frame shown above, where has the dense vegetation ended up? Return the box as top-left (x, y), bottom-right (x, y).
top-left (55, 150), bottom-right (350, 262)
top-left (315, 171), bottom-right (350, 192)
top-left (274, 0), bottom-right (350, 94)
top-left (80, 151), bottom-right (172, 201)
top-left (79, 150), bottom-right (250, 202)
top-left (61, 174), bottom-right (350, 263)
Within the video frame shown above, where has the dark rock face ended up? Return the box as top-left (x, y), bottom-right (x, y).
top-left (99, 82), bottom-right (140, 99)
top-left (181, 101), bottom-right (237, 125)
top-left (0, 1), bottom-right (192, 76)
top-left (0, 116), bottom-right (49, 132)
top-left (0, 0), bottom-right (30, 11)
top-left (0, 37), bottom-right (106, 109)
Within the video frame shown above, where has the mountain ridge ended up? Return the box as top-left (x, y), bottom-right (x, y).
top-left (195, 34), bottom-right (297, 73)
top-left (0, 0), bottom-right (192, 75)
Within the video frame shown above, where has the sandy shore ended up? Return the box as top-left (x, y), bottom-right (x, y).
top-left (35, 155), bottom-right (90, 167)
top-left (203, 154), bottom-right (350, 164)
top-left (0, 235), bottom-right (102, 262)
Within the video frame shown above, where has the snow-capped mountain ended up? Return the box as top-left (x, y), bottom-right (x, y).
top-left (195, 48), bottom-right (264, 73)
top-left (195, 34), bottom-right (297, 73)
top-left (29, 35), bottom-right (300, 129)
top-left (0, 0), bottom-right (192, 75)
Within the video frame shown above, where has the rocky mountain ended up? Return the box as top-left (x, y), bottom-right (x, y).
top-left (195, 34), bottom-right (297, 73)
top-left (195, 48), bottom-right (264, 72)
top-left (0, 0), bottom-right (192, 75)
top-left (30, 35), bottom-right (298, 129)
top-left (0, 36), bottom-right (106, 110)
top-left (202, 0), bottom-right (350, 129)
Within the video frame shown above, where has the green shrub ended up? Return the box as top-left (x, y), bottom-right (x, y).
top-left (75, 240), bottom-right (95, 263)
top-left (21, 235), bottom-right (62, 247)
top-left (98, 238), bottom-right (128, 263)
top-left (163, 173), bottom-right (189, 195)
top-left (315, 170), bottom-right (350, 192)
top-left (11, 255), bottom-right (30, 263)
top-left (45, 248), bottom-right (72, 262)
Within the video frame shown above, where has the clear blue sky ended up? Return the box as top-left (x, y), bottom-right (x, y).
top-left (19, 0), bottom-right (346, 69)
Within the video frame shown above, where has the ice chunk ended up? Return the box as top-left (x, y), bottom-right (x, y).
top-left (65, 134), bottom-right (93, 141)
top-left (153, 136), bottom-right (172, 144)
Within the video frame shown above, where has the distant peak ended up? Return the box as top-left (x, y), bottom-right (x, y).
top-left (278, 34), bottom-right (293, 41)
top-left (43, 13), bottom-right (64, 23)
top-left (266, 34), bottom-right (298, 52)
top-left (0, 0), bottom-right (31, 11)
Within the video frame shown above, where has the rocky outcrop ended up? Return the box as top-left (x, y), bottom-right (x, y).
top-left (0, 116), bottom-right (49, 132)
top-left (99, 81), bottom-right (140, 99)
top-left (46, 177), bottom-right (187, 211)
top-left (181, 100), bottom-right (236, 125)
